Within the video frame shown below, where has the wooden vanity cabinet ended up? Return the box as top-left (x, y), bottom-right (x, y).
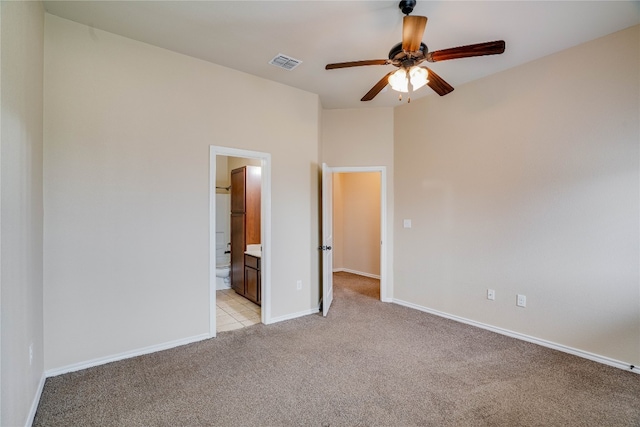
top-left (244, 254), bottom-right (261, 305)
top-left (230, 165), bottom-right (261, 300)
top-left (230, 213), bottom-right (245, 295)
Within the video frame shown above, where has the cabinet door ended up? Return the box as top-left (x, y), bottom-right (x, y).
top-left (257, 266), bottom-right (261, 305)
top-left (230, 213), bottom-right (245, 295)
top-left (245, 166), bottom-right (261, 244)
top-left (230, 167), bottom-right (245, 213)
top-left (245, 265), bottom-right (259, 305)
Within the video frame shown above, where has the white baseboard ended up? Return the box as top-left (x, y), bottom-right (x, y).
top-left (45, 333), bottom-right (211, 378)
top-left (25, 373), bottom-right (46, 427)
top-left (333, 268), bottom-right (380, 280)
top-left (393, 298), bottom-right (638, 374)
top-left (44, 306), bottom-right (321, 377)
top-left (266, 306), bottom-right (320, 325)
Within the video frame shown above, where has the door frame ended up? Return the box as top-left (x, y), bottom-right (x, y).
top-left (209, 146), bottom-right (272, 337)
top-left (322, 164), bottom-right (334, 316)
top-left (326, 166), bottom-right (389, 303)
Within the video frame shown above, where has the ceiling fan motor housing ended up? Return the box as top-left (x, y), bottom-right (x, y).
top-left (399, 0), bottom-right (416, 15)
top-left (388, 42), bottom-right (428, 67)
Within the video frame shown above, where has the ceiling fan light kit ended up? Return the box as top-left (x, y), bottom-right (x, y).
top-left (388, 67), bottom-right (428, 102)
top-left (325, 0), bottom-right (506, 102)
top-left (389, 69), bottom-right (409, 92)
top-left (409, 66), bottom-right (428, 90)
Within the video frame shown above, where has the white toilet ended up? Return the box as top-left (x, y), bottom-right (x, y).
top-left (215, 236), bottom-right (231, 290)
top-left (215, 195), bottom-right (232, 290)
top-left (215, 257), bottom-right (231, 290)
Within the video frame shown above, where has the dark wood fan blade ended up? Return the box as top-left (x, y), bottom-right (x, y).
top-left (361, 71), bottom-right (394, 101)
top-left (425, 67), bottom-right (454, 96)
top-left (402, 15), bottom-right (427, 52)
top-left (426, 40), bottom-right (505, 62)
top-left (325, 60), bottom-right (388, 70)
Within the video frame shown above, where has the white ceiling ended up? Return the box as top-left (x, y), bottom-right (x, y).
top-left (43, 1), bottom-right (640, 110)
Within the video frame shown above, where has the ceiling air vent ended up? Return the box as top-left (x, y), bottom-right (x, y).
top-left (269, 54), bottom-right (302, 71)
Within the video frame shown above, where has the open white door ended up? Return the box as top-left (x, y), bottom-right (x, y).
top-left (321, 163), bottom-right (334, 316)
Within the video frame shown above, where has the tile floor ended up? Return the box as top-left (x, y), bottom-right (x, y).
top-left (216, 289), bottom-right (261, 332)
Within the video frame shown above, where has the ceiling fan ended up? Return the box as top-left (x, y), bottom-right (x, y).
top-left (325, 0), bottom-right (506, 102)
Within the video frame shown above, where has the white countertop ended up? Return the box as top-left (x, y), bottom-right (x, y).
top-left (245, 244), bottom-right (261, 258)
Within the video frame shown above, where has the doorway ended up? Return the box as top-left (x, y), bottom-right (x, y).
top-left (321, 166), bottom-right (388, 317)
top-left (333, 171), bottom-right (382, 286)
top-left (209, 146), bottom-right (272, 337)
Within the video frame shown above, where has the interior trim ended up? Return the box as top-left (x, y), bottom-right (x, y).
top-left (267, 307), bottom-right (320, 325)
top-left (25, 374), bottom-right (46, 427)
top-left (333, 267), bottom-right (381, 280)
top-left (44, 333), bottom-right (210, 378)
top-left (393, 298), bottom-right (639, 374)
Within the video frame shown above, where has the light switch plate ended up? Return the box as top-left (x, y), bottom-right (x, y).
top-left (403, 219), bottom-right (412, 228)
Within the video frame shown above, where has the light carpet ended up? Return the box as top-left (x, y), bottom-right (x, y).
top-left (34, 272), bottom-right (640, 426)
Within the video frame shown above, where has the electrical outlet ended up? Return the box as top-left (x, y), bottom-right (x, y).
top-left (517, 294), bottom-right (527, 307)
top-left (487, 289), bottom-right (495, 300)
top-left (296, 280), bottom-right (302, 290)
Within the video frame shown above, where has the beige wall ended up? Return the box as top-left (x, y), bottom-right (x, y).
top-left (228, 156), bottom-right (261, 171)
top-left (322, 108), bottom-right (394, 168)
top-left (321, 108), bottom-right (394, 295)
top-left (215, 156), bottom-right (261, 194)
top-left (215, 156), bottom-right (229, 193)
top-left (43, 14), bottom-right (320, 370)
top-left (0, 1), bottom-right (45, 425)
top-left (394, 26), bottom-right (640, 365)
top-left (332, 173), bottom-right (345, 269)
top-left (333, 172), bottom-right (381, 276)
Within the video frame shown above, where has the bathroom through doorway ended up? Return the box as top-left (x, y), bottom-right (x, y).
top-left (209, 146), bottom-right (271, 337)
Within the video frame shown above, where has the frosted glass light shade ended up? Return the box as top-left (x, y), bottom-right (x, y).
top-left (388, 69), bottom-right (409, 93)
top-left (389, 67), bottom-right (429, 93)
top-left (409, 66), bottom-right (428, 90)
